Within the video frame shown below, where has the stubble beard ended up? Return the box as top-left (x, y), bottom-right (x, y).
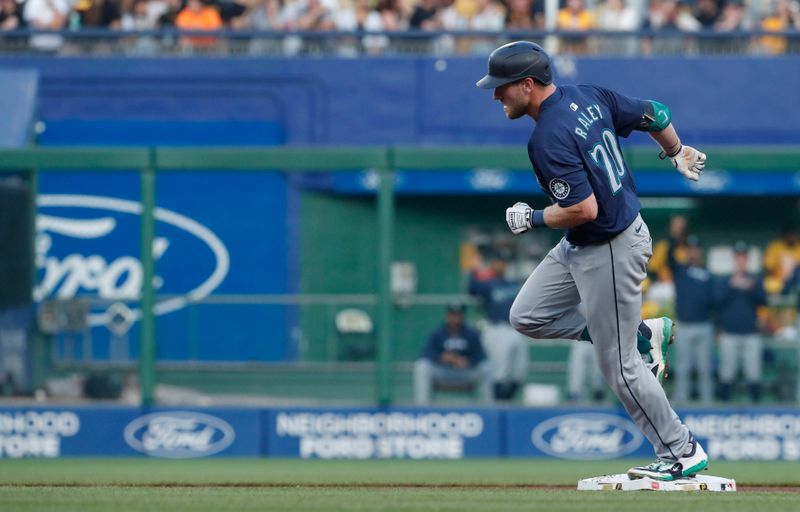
top-left (505, 104), bottom-right (526, 120)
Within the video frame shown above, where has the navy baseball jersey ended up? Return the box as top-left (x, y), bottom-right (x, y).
top-left (468, 276), bottom-right (519, 324)
top-left (421, 324), bottom-right (487, 367)
top-left (528, 84), bottom-right (650, 246)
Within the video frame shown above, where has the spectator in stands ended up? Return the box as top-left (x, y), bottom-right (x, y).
top-left (409, 0), bottom-right (441, 30)
top-left (78, 0), bottom-right (123, 29)
top-left (693, 0), bottom-right (720, 30)
top-left (505, 0), bottom-right (534, 30)
top-left (557, 0), bottom-right (595, 31)
top-left (176, 0), bottom-right (223, 47)
top-left (715, 241), bottom-right (767, 402)
top-left (293, 0), bottom-right (335, 30)
top-left (469, 0), bottom-right (504, 30)
top-left (329, 0), bottom-right (390, 54)
top-left (23, 0), bottom-right (71, 51)
top-left (122, 0), bottom-right (162, 29)
top-left (376, 0), bottom-right (404, 31)
top-left (158, 0), bottom-right (185, 27)
top-left (215, 0), bottom-right (249, 27)
top-left (597, 0), bottom-right (639, 31)
top-left (641, 0), bottom-right (699, 55)
top-left (413, 303), bottom-right (493, 404)
top-left (596, 0), bottom-right (639, 54)
top-left (557, 0), bottom-right (596, 53)
top-left (668, 234), bottom-right (715, 403)
top-left (759, 0), bottom-right (799, 54)
top-left (468, 250), bottom-right (529, 401)
top-left (763, 224), bottom-right (800, 295)
top-left (238, 0), bottom-right (282, 30)
top-left (530, 0), bottom-right (545, 28)
top-left (236, 0), bottom-right (283, 53)
top-left (440, 0), bottom-right (468, 29)
top-left (0, 0), bottom-right (23, 29)
top-left (714, 0), bottom-right (748, 32)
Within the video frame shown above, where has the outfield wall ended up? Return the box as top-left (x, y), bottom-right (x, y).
top-left (1, 56), bottom-right (799, 145)
top-left (2, 406), bottom-right (799, 461)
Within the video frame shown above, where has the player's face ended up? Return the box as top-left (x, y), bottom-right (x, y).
top-left (493, 80), bottom-right (529, 119)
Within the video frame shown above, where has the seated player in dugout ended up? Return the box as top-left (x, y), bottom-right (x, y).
top-left (477, 41), bottom-right (708, 481)
top-left (413, 303), bottom-right (493, 405)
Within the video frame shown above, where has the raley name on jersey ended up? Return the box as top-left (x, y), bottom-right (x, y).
top-left (574, 104), bottom-right (604, 140)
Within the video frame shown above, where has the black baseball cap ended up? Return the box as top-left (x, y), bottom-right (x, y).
top-left (733, 241), bottom-right (748, 254)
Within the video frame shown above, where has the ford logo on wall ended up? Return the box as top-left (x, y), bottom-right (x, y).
top-left (531, 413), bottom-right (643, 460)
top-left (124, 412), bottom-right (235, 458)
top-left (36, 194), bottom-right (230, 328)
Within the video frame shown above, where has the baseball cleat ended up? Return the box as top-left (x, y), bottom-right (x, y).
top-left (642, 317), bottom-right (675, 384)
top-left (627, 434), bottom-right (708, 481)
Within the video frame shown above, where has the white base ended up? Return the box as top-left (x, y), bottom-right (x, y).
top-left (577, 474), bottom-right (736, 492)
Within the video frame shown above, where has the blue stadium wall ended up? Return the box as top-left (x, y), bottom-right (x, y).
top-left (2, 405), bottom-right (799, 460)
top-left (1, 56), bottom-right (797, 363)
top-left (1, 55), bottom-right (799, 145)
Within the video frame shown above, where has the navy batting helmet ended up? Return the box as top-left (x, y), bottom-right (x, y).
top-left (476, 41), bottom-right (553, 90)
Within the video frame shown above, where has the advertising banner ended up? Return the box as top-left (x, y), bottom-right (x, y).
top-left (505, 408), bottom-right (652, 459)
top-left (682, 409), bottom-right (800, 461)
top-left (4, 406), bottom-right (800, 460)
top-left (37, 171), bottom-right (293, 362)
top-left (0, 407), bottom-right (261, 458)
top-left (265, 408), bottom-right (502, 459)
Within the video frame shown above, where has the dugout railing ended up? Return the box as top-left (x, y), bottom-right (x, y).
top-left (2, 145), bottom-right (800, 406)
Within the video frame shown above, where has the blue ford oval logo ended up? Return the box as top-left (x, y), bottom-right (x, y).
top-left (36, 194), bottom-right (230, 327)
top-left (124, 412), bottom-right (235, 458)
top-left (531, 413), bottom-right (643, 460)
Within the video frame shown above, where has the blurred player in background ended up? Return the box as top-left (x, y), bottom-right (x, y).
top-left (567, 340), bottom-right (605, 403)
top-left (468, 250), bottom-right (529, 400)
top-left (413, 303), bottom-right (493, 405)
top-left (649, 214), bottom-right (689, 283)
top-left (477, 41), bottom-right (708, 481)
top-left (668, 233), bottom-right (715, 404)
top-left (763, 223), bottom-right (800, 294)
top-left (715, 241), bottom-right (767, 402)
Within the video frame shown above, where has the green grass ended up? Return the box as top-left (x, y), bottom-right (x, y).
top-left (0, 459), bottom-right (798, 511)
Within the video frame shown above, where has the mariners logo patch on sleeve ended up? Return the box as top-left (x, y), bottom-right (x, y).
top-left (549, 178), bottom-right (570, 200)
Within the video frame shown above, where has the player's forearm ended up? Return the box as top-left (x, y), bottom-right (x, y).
top-left (649, 124), bottom-right (682, 158)
top-left (542, 195), bottom-right (598, 229)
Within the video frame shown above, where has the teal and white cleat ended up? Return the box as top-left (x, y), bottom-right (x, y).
top-left (628, 434), bottom-right (709, 481)
top-left (642, 317), bottom-right (675, 384)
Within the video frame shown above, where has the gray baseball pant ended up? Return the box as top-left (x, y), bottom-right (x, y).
top-left (482, 323), bottom-right (529, 383)
top-left (413, 359), bottom-right (493, 405)
top-left (672, 321), bottom-right (715, 403)
top-left (718, 332), bottom-right (762, 385)
top-left (509, 214), bottom-right (690, 461)
top-left (567, 340), bottom-right (605, 402)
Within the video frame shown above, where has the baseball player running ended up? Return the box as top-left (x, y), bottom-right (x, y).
top-left (477, 41), bottom-right (707, 481)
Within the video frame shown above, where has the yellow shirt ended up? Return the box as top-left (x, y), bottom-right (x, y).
top-left (648, 239), bottom-right (688, 283)
top-left (760, 17), bottom-right (788, 55)
top-left (763, 238), bottom-right (800, 293)
top-left (557, 8), bottom-right (595, 31)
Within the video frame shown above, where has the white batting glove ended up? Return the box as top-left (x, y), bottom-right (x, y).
top-left (668, 145), bottom-right (706, 182)
top-left (506, 202), bottom-right (532, 235)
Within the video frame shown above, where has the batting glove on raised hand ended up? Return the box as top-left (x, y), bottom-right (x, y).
top-left (665, 145), bottom-right (706, 182)
top-left (506, 202), bottom-right (532, 235)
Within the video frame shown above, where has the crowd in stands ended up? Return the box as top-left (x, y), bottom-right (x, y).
top-left (1, 0), bottom-right (798, 39)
